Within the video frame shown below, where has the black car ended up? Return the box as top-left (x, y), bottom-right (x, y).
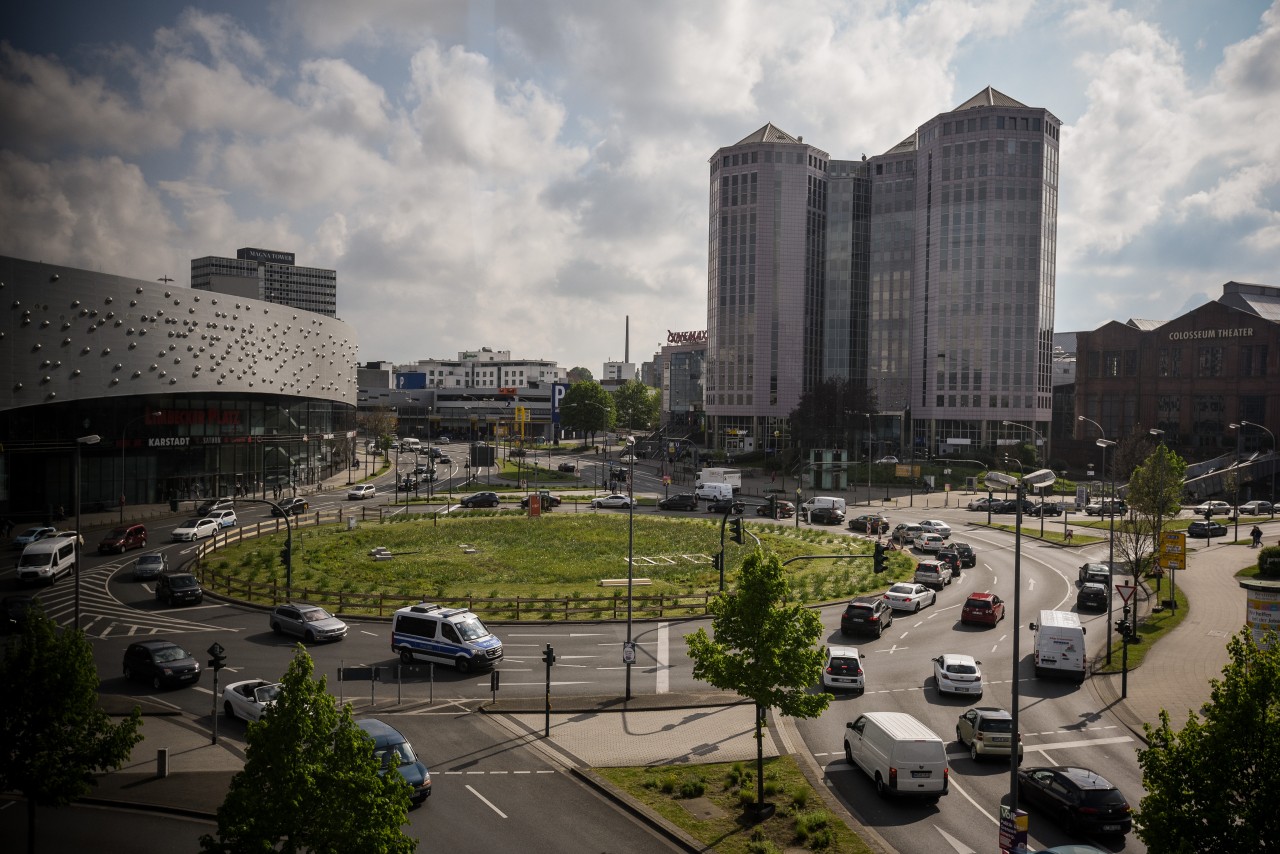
top-left (1187, 520), bottom-right (1228, 538)
top-left (122, 639), bottom-right (202, 689)
top-left (951, 542), bottom-right (977, 567)
top-left (807, 507), bottom-right (845, 525)
top-left (1076, 582), bottom-right (1108, 611)
top-left (272, 497), bottom-right (309, 516)
top-left (557, 462), bottom-right (577, 473)
top-left (935, 548), bottom-right (962, 577)
top-left (1079, 562), bottom-right (1111, 585)
top-left (460, 492), bottom-right (500, 508)
top-left (1, 594), bottom-right (35, 633)
top-left (519, 492), bottom-right (562, 509)
top-left (658, 493), bottom-right (699, 511)
top-left (156, 572), bottom-right (204, 606)
top-left (1028, 502), bottom-right (1063, 517)
top-left (840, 596), bottom-right (895, 638)
top-left (1017, 766), bottom-right (1132, 836)
top-left (706, 498), bottom-right (746, 515)
top-left (848, 514), bottom-right (888, 533)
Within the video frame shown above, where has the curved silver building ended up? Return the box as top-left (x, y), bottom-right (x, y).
top-left (1, 255), bottom-right (358, 521)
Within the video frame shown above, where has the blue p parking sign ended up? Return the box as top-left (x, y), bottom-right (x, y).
top-left (551, 382), bottom-right (569, 423)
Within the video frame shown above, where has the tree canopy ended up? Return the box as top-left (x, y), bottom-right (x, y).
top-left (566, 366), bottom-right (594, 384)
top-left (202, 647), bottom-right (415, 854)
top-left (685, 549), bottom-right (830, 809)
top-left (1117, 443), bottom-right (1188, 575)
top-left (1136, 627), bottom-right (1280, 851)
top-left (559, 381), bottom-right (615, 439)
top-left (612, 379), bottom-right (660, 433)
top-left (0, 603), bottom-right (143, 854)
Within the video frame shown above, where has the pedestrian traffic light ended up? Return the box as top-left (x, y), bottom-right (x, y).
top-left (729, 517), bottom-right (744, 545)
top-left (542, 644), bottom-right (556, 666)
top-left (873, 542), bottom-right (887, 573)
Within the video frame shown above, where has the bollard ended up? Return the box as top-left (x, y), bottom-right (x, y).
top-left (157, 747), bottom-right (169, 778)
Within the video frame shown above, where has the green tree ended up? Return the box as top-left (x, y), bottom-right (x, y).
top-left (1136, 627), bottom-right (1280, 850)
top-left (202, 647), bottom-right (415, 854)
top-left (1120, 443), bottom-right (1188, 577)
top-left (560, 381), bottom-right (614, 444)
top-left (357, 407), bottom-right (399, 450)
top-left (685, 550), bottom-right (830, 813)
top-left (566, 366), bottom-right (594, 384)
top-left (0, 603), bottom-right (143, 854)
top-left (612, 379), bottom-right (660, 433)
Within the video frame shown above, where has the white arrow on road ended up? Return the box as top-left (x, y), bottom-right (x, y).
top-left (933, 825), bottom-right (976, 854)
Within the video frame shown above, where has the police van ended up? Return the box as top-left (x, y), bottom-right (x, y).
top-left (391, 603), bottom-right (503, 672)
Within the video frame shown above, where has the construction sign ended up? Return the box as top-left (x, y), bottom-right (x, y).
top-left (1157, 531), bottom-right (1186, 575)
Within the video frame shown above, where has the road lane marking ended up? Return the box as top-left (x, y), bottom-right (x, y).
top-left (466, 784), bottom-right (508, 819)
top-left (656, 623), bottom-right (670, 694)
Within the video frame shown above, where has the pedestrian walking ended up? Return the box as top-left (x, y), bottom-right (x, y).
top-left (1252, 526), bottom-right (1264, 548)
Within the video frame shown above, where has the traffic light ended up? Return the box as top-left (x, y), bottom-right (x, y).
top-left (542, 644), bottom-right (556, 666)
top-left (207, 642), bottom-right (226, 671)
top-left (1114, 618), bottom-right (1131, 639)
top-left (729, 517), bottom-right (744, 544)
top-left (873, 542), bottom-right (887, 573)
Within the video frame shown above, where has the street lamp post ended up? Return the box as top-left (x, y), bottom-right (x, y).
top-left (74, 434), bottom-right (101, 630)
top-left (1001, 420), bottom-right (1045, 465)
top-left (985, 467), bottom-right (1055, 815)
top-left (1229, 423), bottom-right (1243, 541)
top-left (625, 436), bottom-right (636, 701)
top-left (1077, 416), bottom-right (1120, 663)
top-left (120, 411), bottom-right (161, 523)
top-left (1240, 420), bottom-right (1277, 518)
top-left (865, 414), bottom-right (872, 507)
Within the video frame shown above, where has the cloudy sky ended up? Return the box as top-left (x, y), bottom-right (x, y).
top-left (2, 1), bottom-right (1278, 374)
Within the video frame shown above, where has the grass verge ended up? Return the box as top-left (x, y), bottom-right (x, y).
top-left (596, 756), bottom-right (874, 853)
top-left (1094, 582), bottom-right (1188, 673)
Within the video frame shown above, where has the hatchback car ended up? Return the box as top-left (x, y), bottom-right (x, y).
top-left (822, 646), bottom-right (865, 692)
top-left (1076, 582), bottom-right (1108, 611)
top-left (658, 493), bottom-right (699, 511)
top-left (1028, 502), bottom-right (1063, 517)
top-left (272, 497), bottom-right (309, 516)
top-left (706, 498), bottom-right (746, 515)
top-left (914, 532), bottom-right (946, 552)
top-left (1078, 562), bottom-right (1112, 585)
top-left (592, 493), bottom-right (633, 509)
top-left (1085, 499), bottom-right (1127, 516)
top-left (951, 542), bottom-right (977, 567)
top-left (206, 508), bottom-right (239, 528)
top-left (848, 514), bottom-right (888, 533)
top-left (933, 653), bottom-right (983, 696)
top-left (520, 492), bottom-right (562, 509)
top-left (1193, 500), bottom-right (1232, 515)
top-left (171, 518), bottom-right (219, 542)
top-left (1239, 500), bottom-right (1274, 515)
top-left (1017, 766), bottom-right (1132, 836)
top-left (918, 520), bottom-right (952, 538)
top-left (935, 548), bottom-right (962, 577)
top-left (956, 707), bottom-right (1022, 761)
top-left (967, 497), bottom-right (997, 511)
top-left (840, 596), bottom-right (895, 638)
top-left (357, 718), bottom-right (432, 806)
top-left (807, 506), bottom-right (845, 525)
top-left (270, 603), bottom-right (348, 642)
top-left (348, 484), bottom-right (377, 500)
top-left (557, 462), bottom-right (577, 473)
top-left (884, 582), bottom-right (936, 612)
top-left (875, 456), bottom-right (899, 464)
top-left (97, 524), bottom-right (148, 554)
top-left (892, 523), bottom-right (923, 544)
top-left (122, 639), bottom-right (201, 689)
top-left (913, 560), bottom-right (951, 589)
top-left (12, 526), bottom-right (56, 548)
top-left (132, 552), bottom-right (169, 581)
top-left (1188, 520), bottom-right (1228, 538)
top-left (196, 497), bottom-right (235, 516)
top-left (960, 592), bottom-right (1005, 626)
top-left (156, 572), bottom-right (204, 606)
top-left (756, 500), bottom-right (795, 519)
top-left (460, 491), bottom-right (501, 508)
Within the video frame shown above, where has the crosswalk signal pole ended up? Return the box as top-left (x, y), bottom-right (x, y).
top-left (542, 643), bottom-right (555, 737)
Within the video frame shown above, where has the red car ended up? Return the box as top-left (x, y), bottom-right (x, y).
top-left (961, 592), bottom-right (1005, 626)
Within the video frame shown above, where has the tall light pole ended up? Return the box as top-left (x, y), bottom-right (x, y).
top-left (865, 413), bottom-right (872, 507)
top-left (1240, 420), bottom-right (1277, 518)
top-left (1001, 419), bottom-right (1045, 465)
top-left (985, 466), bottom-right (1055, 814)
top-left (120, 411), bottom-right (161, 523)
top-left (625, 435), bottom-right (636, 701)
top-left (1098, 437), bottom-right (1118, 664)
top-left (1229, 423), bottom-right (1245, 541)
top-left (74, 434), bottom-right (101, 630)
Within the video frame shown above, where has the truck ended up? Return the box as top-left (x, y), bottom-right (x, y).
top-left (696, 467), bottom-right (742, 493)
top-left (1028, 609), bottom-right (1087, 682)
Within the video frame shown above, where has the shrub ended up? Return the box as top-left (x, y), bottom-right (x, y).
top-left (658, 773), bottom-right (679, 794)
top-left (678, 777), bottom-right (706, 798)
top-left (790, 785), bottom-right (810, 810)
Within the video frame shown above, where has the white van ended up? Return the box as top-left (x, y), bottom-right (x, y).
top-left (843, 711), bottom-right (949, 799)
top-left (695, 482), bottom-right (735, 501)
top-left (801, 496), bottom-right (847, 516)
top-left (391, 603), bottom-right (503, 672)
top-left (18, 536), bottom-right (78, 585)
top-left (1029, 609), bottom-right (1087, 682)
top-left (401, 438), bottom-right (421, 453)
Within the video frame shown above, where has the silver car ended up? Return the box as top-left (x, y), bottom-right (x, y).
top-left (269, 603), bottom-right (348, 642)
top-left (133, 552), bottom-right (169, 581)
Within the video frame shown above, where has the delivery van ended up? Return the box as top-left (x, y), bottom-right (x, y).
top-left (801, 496), bottom-right (847, 517)
top-left (695, 482), bottom-right (735, 501)
top-left (843, 711), bottom-right (949, 799)
top-left (1029, 609), bottom-right (1087, 682)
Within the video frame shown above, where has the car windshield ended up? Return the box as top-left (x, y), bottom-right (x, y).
top-left (170, 576), bottom-right (198, 589)
top-left (153, 645), bottom-right (188, 663)
top-left (107, 527), bottom-right (129, 538)
top-left (180, 519), bottom-right (202, 528)
top-left (455, 614), bottom-right (490, 641)
top-left (303, 608), bottom-right (333, 622)
top-left (254, 684), bottom-right (281, 704)
top-left (138, 556), bottom-right (163, 567)
top-left (17, 528), bottom-right (43, 538)
top-left (377, 741), bottom-right (417, 768)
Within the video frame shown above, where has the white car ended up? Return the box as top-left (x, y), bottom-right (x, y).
top-left (348, 484), bottom-right (377, 500)
top-left (207, 508), bottom-right (238, 528)
top-left (914, 532), bottom-right (946, 552)
top-left (592, 494), bottom-right (633, 509)
top-left (933, 654), bottom-right (984, 696)
top-left (822, 646), bottom-right (864, 692)
top-left (171, 518), bottom-right (219, 542)
top-left (883, 582), bottom-right (936, 612)
top-left (619, 452), bottom-right (638, 463)
top-left (222, 679), bottom-right (281, 721)
top-left (1193, 500), bottom-right (1232, 515)
top-left (918, 520), bottom-right (952, 538)
top-left (875, 456), bottom-right (899, 464)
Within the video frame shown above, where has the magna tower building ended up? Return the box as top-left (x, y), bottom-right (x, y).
top-left (706, 87), bottom-right (1061, 461)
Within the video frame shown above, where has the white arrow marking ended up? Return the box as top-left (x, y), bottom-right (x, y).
top-left (933, 825), bottom-right (976, 854)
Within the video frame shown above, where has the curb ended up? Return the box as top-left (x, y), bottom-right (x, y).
top-left (568, 767), bottom-right (705, 853)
